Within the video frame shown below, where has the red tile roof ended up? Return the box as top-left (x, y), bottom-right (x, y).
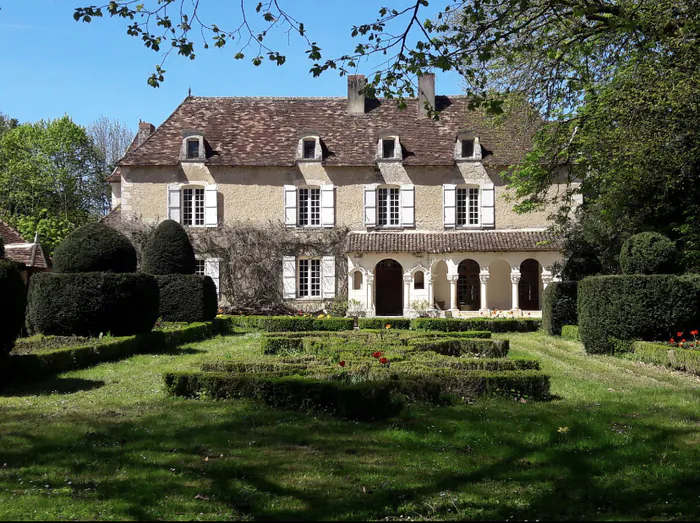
top-left (3, 244), bottom-right (50, 269)
top-left (118, 96), bottom-right (538, 168)
top-left (0, 221), bottom-right (26, 244)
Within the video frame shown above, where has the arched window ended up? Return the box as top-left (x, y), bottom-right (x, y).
top-left (414, 270), bottom-right (425, 290)
top-left (353, 271), bottom-right (363, 290)
top-left (457, 259), bottom-right (481, 310)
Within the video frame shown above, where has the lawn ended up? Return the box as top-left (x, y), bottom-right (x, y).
top-left (1, 331), bottom-right (699, 521)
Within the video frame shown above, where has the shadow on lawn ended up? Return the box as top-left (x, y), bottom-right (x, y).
top-left (1, 395), bottom-right (700, 521)
top-left (0, 377), bottom-right (105, 397)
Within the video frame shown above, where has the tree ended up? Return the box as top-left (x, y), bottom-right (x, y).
top-left (0, 117), bottom-right (110, 253)
top-left (0, 112), bottom-right (19, 137)
top-left (86, 116), bottom-right (134, 171)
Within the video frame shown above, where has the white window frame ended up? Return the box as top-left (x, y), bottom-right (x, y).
top-left (376, 135), bottom-right (402, 161)
top-left (297, 186), bottom-right (321, 227)
top-left (297, 258), bottom-right (322, 298)
top-left (456, 186), bottom-right (480, 227)
top-left (194, 259), bottom-right (206, 275)
top-left (296, 135), bottom-right (322, 162)
top-left (377, 186), bottom-right (401, 227)
top-left (454, 134), bottom-right (482, 161)
top-left (182, 186), bottom-right (206, 227)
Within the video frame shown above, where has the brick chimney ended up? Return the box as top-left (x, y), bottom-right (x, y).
top-left (137, 121), bottom-right (155, 146)
top-left (347, 74), bottom-right (367, 115)
top-left (418, 73), bottom-right (436, 118)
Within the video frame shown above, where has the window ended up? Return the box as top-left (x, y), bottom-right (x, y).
top-left (377, 187), bottom-right (400, 226)
top-left (461, 140), bottom-right (474, 158)
top-left (456, 187), bottom-right (479, 226)
top-left (298, 258), bottom-right (321, 297)
top-left (353, 271), bottom-right (363, 290)
top-left (298, 187), bottom-right (321, 227)
top-left (382, 138), bottom-right (396, 159)
top-left (195, 259), bottom-right (205, 275)
top-left (182, 187), bottom-right (205, 226)
top-left (186, 139), bottom-right (200, 159)
top-left (303, 139), bottom-right (316, 159)
top-left (414, 270), bottom-right (425, 290)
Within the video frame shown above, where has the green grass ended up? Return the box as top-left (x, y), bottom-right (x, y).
top-left (1, 331), bottom-right (699, 520)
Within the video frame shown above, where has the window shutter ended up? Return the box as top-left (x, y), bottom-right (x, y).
top-left (284, 185), bottom-right (297, 227)
top-left (204, 184), bottom-right (218, 227)
top-left (481, 183), bottom-right (495, 227)
top-left (167, 184), bottom-right (182, 223)
top-left (321, 185), bottom-right (335, 228)
top-left (364, 184), bottom-right (377, 227)
top-left (204, 258), bottom-right (220, 297)
top-left (400, 184), bottom-right (415, 227)
top-left (321, 256), bottom-right (336, 299)
top-left (443, 184), bottom-right (456, 228)
top-left (282, 256), bottom-right (296, 299)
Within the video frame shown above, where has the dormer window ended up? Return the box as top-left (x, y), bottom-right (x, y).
top-left (377, 134), bottom-right (402, 161)
top-left (180, 131), bottom-right (205, 162)
top-left (461, 140), bottom-right (474, 158)
top-left (187, 139), bottom-right (200, 160)
top-left (455, 132), bottom-right (482, 161)
top-left (297, 135), bottom-right (322, 161)
top-left (303, 139), bottom-right (316, 159)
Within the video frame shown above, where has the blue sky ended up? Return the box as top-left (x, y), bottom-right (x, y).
top-left (0, 1), bottom-right (465, 133)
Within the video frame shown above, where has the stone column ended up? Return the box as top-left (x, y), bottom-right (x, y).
top-left (510, 267), bottom-right (521, 312)
top-left (403, 275), bottom-right (412, 317)
top-left (479, 268), bottom-right (490, 313)
top-left (366, 274), bottom-right (375, 317)
top-left (428, 273), bottom-right (435, 310)
top-left (541, 269), bottom-right (553, 290)
top-left (447, 274), bottom-right (459, 314)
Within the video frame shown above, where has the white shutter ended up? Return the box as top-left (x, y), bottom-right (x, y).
top-left (321, 185), bottom-right (335, 228)
top-left (204, 184), bottom-right (218, 227)
top-left (284, 185), bottom-right (297, 227)
top-left (321, 256), bottom-right (336, 298)
top-left (204, 258), bottom-right (220, 297)
top-left (282, 256), bottom-right (296, 299)
top-left (400, 184), bottom-right (415, 227)
top-left (443, 184), bottom-right (456, 228)
top-left (364, 184), bottom-right (377, 227)
top-left (167, 184), bottom-right (181, 223)
top-left (481, 183), bottom-right (495, 227)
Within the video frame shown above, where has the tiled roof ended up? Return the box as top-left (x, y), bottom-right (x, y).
top-left (119, 96), bottom-right (537, 168)
top-left (346, 230), bottom-right (561, 253)
top-left (0, 221), bottom-right (26, 244)
top-left (100, 205), bottom-right (122, 226)
top-left (4, 244), bottom-right (50, 269)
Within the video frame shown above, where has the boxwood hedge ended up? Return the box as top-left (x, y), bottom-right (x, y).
top-left (631, 341), bottom-right (700, 375)
top-left (620, 232), bottom-right (677, 275)
top-left (412, 317), bottom-right (541, 333)
top-left (410, 338), bottom-right (509, 358)
top-left (561, 325), bottom-right (580, 341)
top-left (53, 222), bottom-right (137, 274)
top-left (542, 281), bottom-right (578, 336)
top-left (0, 260), bottom-right (26, 356)
top-left (27, 272), bottom-right (160, 337)
top-left (227, 316), bottom-right (354, 332)
top-left (359, 318), bottom-right (412, 330)
top-left (155, 274), bottom-right (217, 322)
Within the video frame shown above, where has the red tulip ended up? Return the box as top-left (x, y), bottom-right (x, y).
top-left (379, 357), bottom-right (388, 364)
top-left (691, 330), bottom-right (699, 336)
top-left (373, 351), bottom-right (382, 358)
top-left (682, 339), bottom-right (686, 343)
top-left (339, 361), bottom-right (346, 367)
top-left (670, 338), bottom-right (675, 344)
top-left (677, 332), bottom-right (683, 337)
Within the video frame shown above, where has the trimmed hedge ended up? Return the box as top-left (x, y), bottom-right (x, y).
top-left (620, 232), bottom-right (677, 275)
top-left (0, 260), bottom-right (26, 356)
top-left (227, 316), bottom-right (354, 332)
top-left (412, 317), bottom-right (541, 333)
top-left (27, 272), bottom-right (160, 337)
top-left (141, 220), bottom-right (196, 275)
top-left (542, 281), bottom-right (578, 336)
top-left (359, 318), bottom-right (412, 330)
top-left (53, 222), bottom-right (137, 274)
top-left (578, 274), bottom-right (700, 354)
top-left (561, 325), bottom-right (580, 341)
top-left (261, 336), bottom-right (305, 355)
top-left (631, 341), bottom-right (700, 375)
top-left (155, 274), bottom-right (217, 322)
top-left (410, 338), bottom-right (509, 358)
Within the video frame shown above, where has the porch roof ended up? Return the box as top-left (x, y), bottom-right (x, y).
top-left (346, 230), bottom-right (561, 253)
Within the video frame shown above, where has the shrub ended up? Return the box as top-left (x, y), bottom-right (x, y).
top-left (542, 281), bottom-right (578, 336)
top-left (155, 274), bottom-right (217, 322)
top-left (410, 338), bottom-right (509, 358)
top-left (141, 220), bottom-right (196, 275)
top-left (412, 317), bottom-right (541, 333)
top-left (261, 336), bottom-right (305, 355)
top-left (631, 341), bottom-right (700, 376)
top-left (619, 232), bottom-right (677, 275)
top-left (561, 252), bottom-right (602, 281)
top-left (359, 318), bottom-right (412, 330)
top-left (0, 236), bottom-right (4, 259)
top-left (578, 274), bottom-right (700, 354)
top-left (0, 260), bottom-right (26, 356)
top-left (227, 316), bottom-right (353, 332)
top-left (27, 272), bottom-right (159, 337)
top-left (53, 222), bottom-right (137, 273)
top-left (561, 325), bottom-right (580, 341)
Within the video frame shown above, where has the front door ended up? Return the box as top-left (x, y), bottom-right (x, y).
top-left (375, 259), bottom-right (403, 316)
top-left (519, 259), bottom-right (540, 310)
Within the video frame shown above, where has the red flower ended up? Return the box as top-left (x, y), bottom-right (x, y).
top-left (379, 357), bottom-right (388, 364)
top-left (682, 339), bottom-right (687, 343)
top-left (677, 331), bottom-right (683, 337)
top-left (373, 351), bottom-right (382, 358)
top-left (670, 338), bottom-right (675, 344)
top-left (691, 330), bottom-right (699, 336)
top-left (339, 361), bottom-right (346, 367)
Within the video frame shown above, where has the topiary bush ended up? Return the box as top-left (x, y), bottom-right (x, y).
top-left (578, 274), bottom-right (700, 355)
top-left (155, 274), bottom-right (217, 322)
top-left (542, 281), bottom-right (578, 336)
top-left (0, 260), bottom-right (27, 356)
top-left (141, 220), bottom-right (196, 275)
top-left (619, 232), bottom-right (677, 275)
top-left (27, 272), bottom-right (159, 337)
top-left (53, 222), bottom-right (137, 273)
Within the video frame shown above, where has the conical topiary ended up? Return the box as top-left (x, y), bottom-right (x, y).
top-left (141, 220), bottom-right (196, 275)
top-left (53, 222), bottom-right (137, 273)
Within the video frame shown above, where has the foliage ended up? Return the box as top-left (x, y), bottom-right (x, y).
top-left (86, 116), bottom-right (134, 171)
top-left (261, 337), bottom-right (305, 355)
top-left (0, 236), bottom-right (4, 259)
top-left (226, 315), bottom-right (354, 332)
top-left (630, 341), bottom-right (700, 377)
top-left (142, 220), bottom-right (196, 275)
top-left (619, 232), bottom-right (677, 275)
top-left (326, 296), bottom-right (349, 318)
top-left (358, 318), bottom-right (411, 330)
top-left (155, 274), bottom-right (218, 322)
top-left (0, 260), bottom-right (26, 356)
top-left (53, 222), bottom-right (137, 274)
top-left (0, 116), bottom-right (109, 253)
top-left (561, 252), bottom-right (602, 282)
top-left (561, 325), bottom-right (580, 342)
top-left (27, 272), bottom-right (159, 337)
top-left (412, 317), bottom-right (541, 333)
top-left (410, 338), bottom-right (509, 358)
top-left (0, 112), bottom-right (18, 137)
top-left (577, 275), bottom-right (700, 355)
top-left (542, 282), bottom-right (578, 336)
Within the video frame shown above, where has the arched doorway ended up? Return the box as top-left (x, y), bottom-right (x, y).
top-left (457, 259), bottom-right (480, 311)
top-left (375, 259), bottom-right (403, 316)
top-left (519, 259), bottom-right (541, 310)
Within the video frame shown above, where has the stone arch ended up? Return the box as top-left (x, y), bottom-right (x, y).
top-left (457, 259), bottom-right (480, 311)
top-left (519, 258), bottom-right (542, 310)
top-left (374, 258), bottom-right (403, 316)
top-left (431, 259), bottom-right (449, 311)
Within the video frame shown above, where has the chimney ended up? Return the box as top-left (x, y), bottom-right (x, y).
top-left (418, 73), bottom-right (436, 118)
top-left (137, 121), bottom-right (155, 146)
top-left (347, 74), bottom-right (367, 115)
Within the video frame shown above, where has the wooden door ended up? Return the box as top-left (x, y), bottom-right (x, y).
top-left (375, 259), bottom-right (403, 316)
top-left (519, 259), bottom-right (540, 310)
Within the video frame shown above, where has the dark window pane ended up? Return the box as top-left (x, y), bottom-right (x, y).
top-left (187, 140), bottom-right (200, 159)
top-left (303, 139), bottom-right (316, 159)
top-left (382, 138), bottom-right (396, 159)
top-left (461, 140), bottom-right (474, 158)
